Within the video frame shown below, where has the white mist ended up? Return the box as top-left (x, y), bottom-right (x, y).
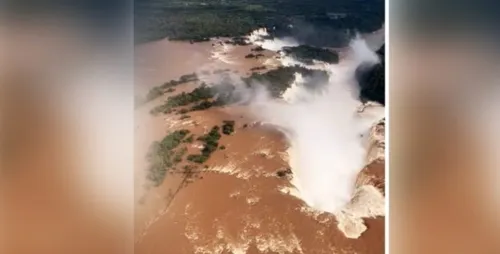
top-left (251, 37), bottom-right (382, 213)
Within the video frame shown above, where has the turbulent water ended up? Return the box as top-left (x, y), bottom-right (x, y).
top-left (245, 30), bottom-right (384, 213)
top-left (247, 28), bottom-right (299, 51)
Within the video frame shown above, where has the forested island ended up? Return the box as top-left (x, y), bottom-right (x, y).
top-left (282, 45), bottom-right (340, 65)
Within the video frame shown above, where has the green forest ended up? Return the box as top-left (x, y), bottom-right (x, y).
top-left (282, 45), bottom-right (339, 65)
top-left (145, 65), bottom-right (329, 115)
top-left (135, 0), bottom-right (384, 44)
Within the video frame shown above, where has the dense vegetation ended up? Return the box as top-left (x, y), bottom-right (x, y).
top-left (135, 0), bottom-right (384, 44)
top-left (282, 45), bottom-right (339, 64)
top-left (146, 124), bottom-right (229, 185)
top-left (150, 83), bottom-right (214, 115)
top-left (244, 66), bottom-right (329, 97)
top-left (222, 121), bottom-right (235, 135)
top-left (183, 134), bottom-right (194, 143)
top-left (146, 129), bottom-right (191, 186)
top-left (355, 44), bottom-right (385, 105)
top-left (187, 126), bottom-right (222, 164)
top-left (141, 73), bottom-right (199, 104)
top-left (147, 65), bottom-right (329, 115)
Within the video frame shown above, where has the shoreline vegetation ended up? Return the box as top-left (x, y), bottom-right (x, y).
top-left (136, 73), bottom-right (199, 106)
top-left (139, 65), bottom-right (329, 113)
top-left (355, 45), bottom-right (385, 105)
top-left (147, 121), bottom-right (236, 186)
top-left (282, 45), bottom-right (340, 65)
top-left (135, 0), bottom-right (384, 45)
